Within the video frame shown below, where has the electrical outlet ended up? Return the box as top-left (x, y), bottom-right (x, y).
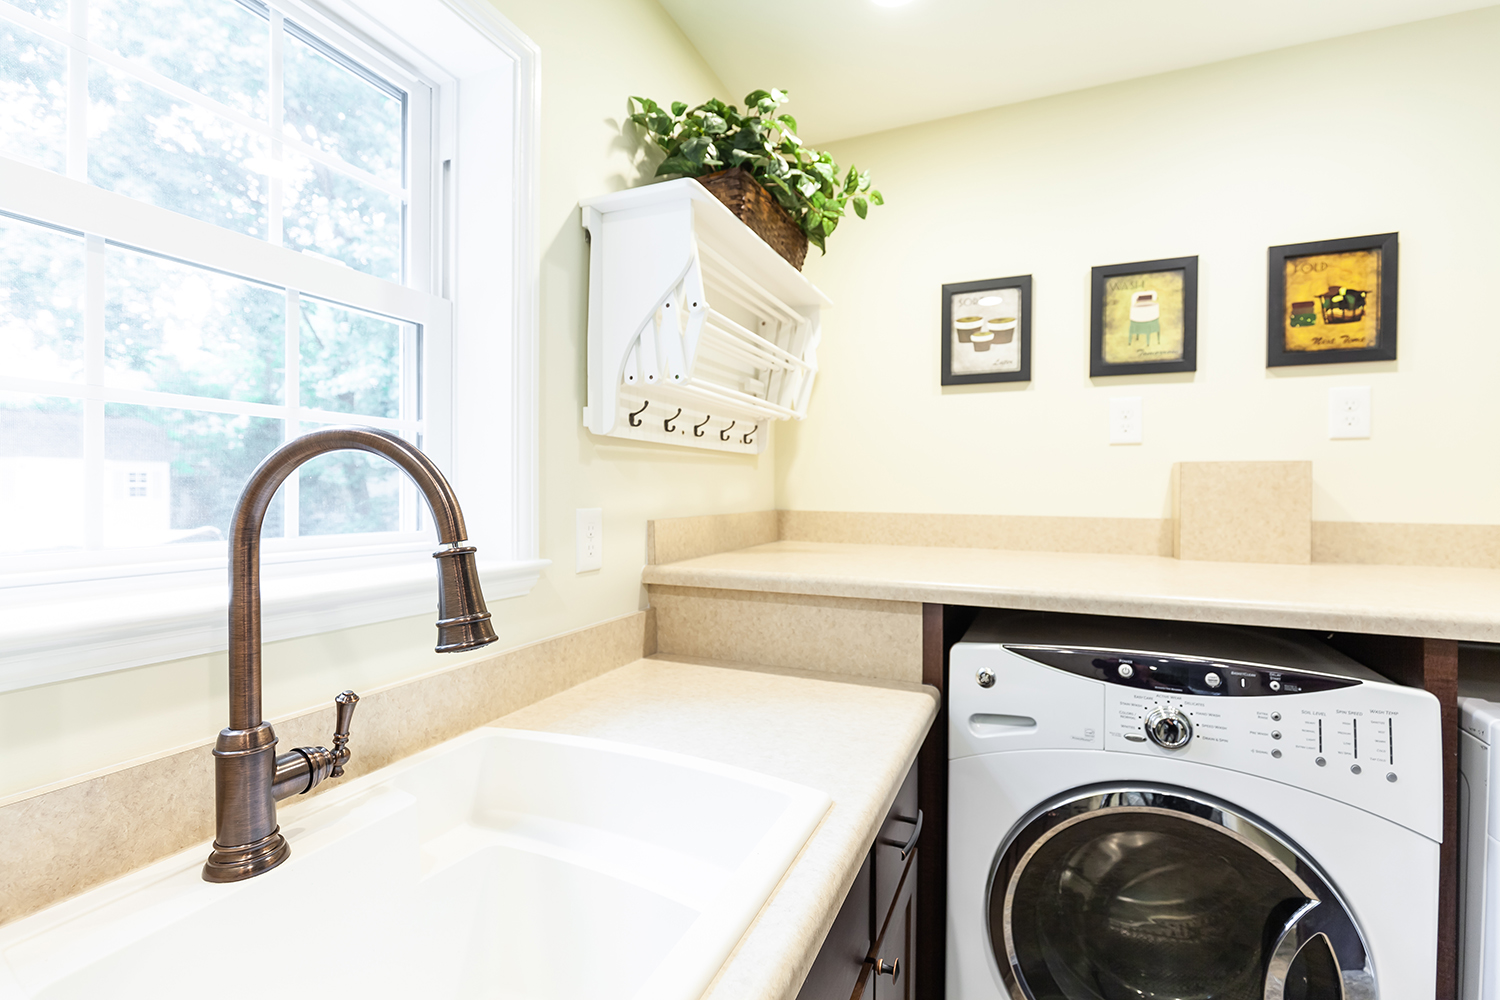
top-left (575, 508), bottom-right (602, 572)
top-left (1109, 397), bottom-right (1143, 444)
top-left (1328, 386), bottom-right (1371, 439)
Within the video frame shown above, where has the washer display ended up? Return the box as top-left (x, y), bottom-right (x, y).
top-left (948, 612), bottom-right (1443, 1000)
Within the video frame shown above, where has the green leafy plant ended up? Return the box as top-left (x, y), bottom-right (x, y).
top-left (628, 89), bottom-right (883, 255)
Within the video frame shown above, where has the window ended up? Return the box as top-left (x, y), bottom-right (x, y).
top-left (2, 0), bottom-right (435, 559)
top-left (0, 0), bottom-right (542, 687)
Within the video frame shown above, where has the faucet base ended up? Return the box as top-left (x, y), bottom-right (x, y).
top-left (202, 829), bottom-right (290, 883)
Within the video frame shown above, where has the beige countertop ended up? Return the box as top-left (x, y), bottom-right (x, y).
top-left (494, 654), bottom-right (938, 1000)
top-left (641, 540), bottom-right (1500, 642)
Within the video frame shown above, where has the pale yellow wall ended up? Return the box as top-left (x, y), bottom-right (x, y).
top-left (782, 9), bottom-right (1500, 527)
top-left (0, 0), bottom-right (770, 798)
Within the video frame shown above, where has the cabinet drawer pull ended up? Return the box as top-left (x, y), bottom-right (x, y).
top-left (881, 809), bottom-right (923, 861)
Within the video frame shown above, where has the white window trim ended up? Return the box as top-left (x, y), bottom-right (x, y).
top-left (0, 0), bottom-right (544, 691)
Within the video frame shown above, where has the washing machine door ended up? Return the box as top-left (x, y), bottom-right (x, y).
top-left (989, 786), bottom-right (1375, 1000)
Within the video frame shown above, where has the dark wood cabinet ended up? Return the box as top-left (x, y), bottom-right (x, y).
top-left (797, 763), bottom-right (920, 1000)
top-left (797, 853), bottom-right (873, 1000)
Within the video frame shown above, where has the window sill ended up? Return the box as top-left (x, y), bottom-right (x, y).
top-left (0, 554), bottom-right (549, 692)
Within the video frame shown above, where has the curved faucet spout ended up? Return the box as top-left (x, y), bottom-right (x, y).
top-left (206, 426), bottom-right (497, 883)
top-left (228, 426), bottom-right (491, 729)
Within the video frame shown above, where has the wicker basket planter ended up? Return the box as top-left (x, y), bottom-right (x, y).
top-left (697, 167), bottom-right (808, 271)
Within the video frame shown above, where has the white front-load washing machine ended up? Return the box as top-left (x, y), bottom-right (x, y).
top-left (947, 612), bottom-right (1443, 1000)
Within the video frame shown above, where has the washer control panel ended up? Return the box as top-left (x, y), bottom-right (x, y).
top-left (969, 643), bottom-right (1444, 839)
top-left (1010, 645), bottom-right (1360, 699)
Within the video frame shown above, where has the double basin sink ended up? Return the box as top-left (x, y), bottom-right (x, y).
top-left (0, 728), bottom-right (831, 999)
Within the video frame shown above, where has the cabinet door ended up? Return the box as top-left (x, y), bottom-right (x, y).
top-left (872, 850), bottom-right (916, 1000)
top-left (874, 765), bottom-right (920, 931)
top-left (795, 853), bottom-right (874, 1000)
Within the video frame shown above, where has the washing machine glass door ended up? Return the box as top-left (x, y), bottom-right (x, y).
top-left (990, 788), bottom-right (1372, 1000)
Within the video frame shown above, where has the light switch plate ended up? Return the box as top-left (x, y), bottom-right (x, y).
top-left (1109, 397), bottom-right (1143, 444)
top-left (1328, 386), bottom-right (1371, 439)
top-left (576, 508), bottom-right (602, 572)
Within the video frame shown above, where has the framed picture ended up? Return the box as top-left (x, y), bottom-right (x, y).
top-left (1089, 256), bottom-right (1197, 376)
top-left (941, 275), bottom-right (1032, 386)
top-left (1267, 232), bottom-right (1397, 366)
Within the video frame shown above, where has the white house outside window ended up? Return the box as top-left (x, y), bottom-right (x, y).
top-left (0, 0), bottom-right (542, 687)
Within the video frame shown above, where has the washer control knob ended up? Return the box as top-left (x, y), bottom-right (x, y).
top-left (1204, 672), bottom-right (1221, 689)
top-left (1145, 707), bottom-right (1193, 750)
top-left (1117, 664), bottom-right (1135, 680)
top-left (976, 667), bottom-right (996, 689)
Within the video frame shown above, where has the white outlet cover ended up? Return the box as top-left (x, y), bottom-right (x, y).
top-left (1328, 386), bottom-right (1371, 439)
top-left (1109, 397), bottom-right (1143, 445)
top-left (575, 508), bottom-right (602, 573)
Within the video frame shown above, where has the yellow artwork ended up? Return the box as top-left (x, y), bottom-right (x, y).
top-left (1101, 269), bottom-right (1185, 365)
top-left (1281, 249), bottom-right (1382, 352)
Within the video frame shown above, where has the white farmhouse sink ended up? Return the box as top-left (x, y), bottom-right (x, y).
top-left (0, 728), bottom-right (831, 1000)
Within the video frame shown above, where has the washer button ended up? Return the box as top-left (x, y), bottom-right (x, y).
top-left (1117, 664), bottom-right (1135, 680)
top-left (1204, 672), bottom-right (1221, 689)
top-left (1351, 764), bottom-right (1363, 775)
top-left (1124, 733), bottom-right (1147, 743)
top-left (1269, 680), bottom-right (1282, 692)
top-left (1315, 757), bottom-right (1327, 767)
top-left (1270, 712), bottom-right (1282, 722)
top-left (1386, 772), bottom-right (1398, 783)
top-left (1271, 730), bottom-right (1282, 740)
top-left (1271, 749), bottom-right (1282, 759)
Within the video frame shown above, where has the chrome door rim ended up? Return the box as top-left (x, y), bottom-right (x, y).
top-left (986, 782), bottom-right (1376, 1000)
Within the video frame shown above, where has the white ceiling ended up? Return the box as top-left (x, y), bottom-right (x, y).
top-left (656, 0), bottom-right (1494, 143)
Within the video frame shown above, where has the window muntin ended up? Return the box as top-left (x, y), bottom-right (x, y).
top-left (0, 0), bottom-right (440, 567)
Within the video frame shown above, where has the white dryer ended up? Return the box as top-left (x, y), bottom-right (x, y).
top-left (1459, 695), bottom-right (1500, 1000)
top-left (947, 612), bottom-right (1443, 1000)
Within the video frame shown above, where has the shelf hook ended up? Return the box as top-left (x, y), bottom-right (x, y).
top-left (663, 407), bottom-right (682, 433)
top-left (741, 424), bottom-right (758, 445)
top-left (692, 415), bottom-right (712, 438)
top-left (627, 400), bottom-right (649, 427)
top-left (718, 420), bottom-right (737, 442)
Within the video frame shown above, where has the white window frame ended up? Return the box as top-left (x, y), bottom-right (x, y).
top-left (0, 0), bottom-right (543, 690)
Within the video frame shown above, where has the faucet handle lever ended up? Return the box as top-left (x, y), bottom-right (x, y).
top-left (330, 690), bottom-right (359, 777)
top-left (271, 690), bottom-right (360, 801)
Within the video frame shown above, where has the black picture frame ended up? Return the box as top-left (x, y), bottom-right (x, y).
top-left (1267, 232), bottom-right (1398, 367)
top-left (1089, 256), bottom-right (1198, 377)
top-left (940, 274), bottom-right (1032, 386)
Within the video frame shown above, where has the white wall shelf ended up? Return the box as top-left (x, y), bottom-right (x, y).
top-left (580, 179), bottom-right (832, 454)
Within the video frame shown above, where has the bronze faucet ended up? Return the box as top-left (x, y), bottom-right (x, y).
top-left (203, 427), bottom-right (499, 883)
